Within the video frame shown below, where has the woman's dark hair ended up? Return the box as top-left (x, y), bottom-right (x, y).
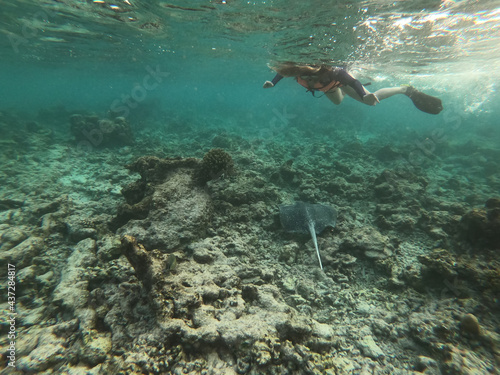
top-left (272, 62), bottom-right (331, 77)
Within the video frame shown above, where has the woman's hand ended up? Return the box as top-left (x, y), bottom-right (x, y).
top-left (263, 81), bottom-right (274, 89)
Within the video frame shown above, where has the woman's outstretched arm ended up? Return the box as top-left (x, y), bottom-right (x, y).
top-left (263, 73), bottom-right (284, 88)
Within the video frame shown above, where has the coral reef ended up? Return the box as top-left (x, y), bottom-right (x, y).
top-left (460, 197), bottom-right (500, 248)
top-left (1, 108), bottom-right (499, 374)
top-left (119, 235), bottom-right (340, 374)
top-left (112, 156), bottom-right (212, 250)
top-left (196, 148), bottom-right (235, 185)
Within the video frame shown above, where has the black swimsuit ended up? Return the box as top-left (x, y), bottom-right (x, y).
top-left (270, 67), bottom-right (366, 99)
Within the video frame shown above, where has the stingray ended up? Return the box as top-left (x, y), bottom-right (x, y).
top-left (279, 202), bottom-right (338, 270)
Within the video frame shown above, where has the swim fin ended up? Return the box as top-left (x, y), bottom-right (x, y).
top-left (405, 86), bottom-right (443, 115)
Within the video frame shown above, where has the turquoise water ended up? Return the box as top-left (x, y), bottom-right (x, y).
top-left (1, 1), bottom-right (499, 374)
top-left (2, 0), bottom-right (498, 129)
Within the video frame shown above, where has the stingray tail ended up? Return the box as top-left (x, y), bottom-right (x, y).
top-left (308, 222), bottom-right (323, 270)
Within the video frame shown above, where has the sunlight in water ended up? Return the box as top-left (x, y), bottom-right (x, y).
top-left (0, 2), bottom-right (499, 373)
top-left (0, 0), bottom-right (498, 112)
top-left (349, 1), bottom-right (499, 112)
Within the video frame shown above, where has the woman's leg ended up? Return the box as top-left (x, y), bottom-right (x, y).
top-left (341, 85), bottom-right (407, 105)
top-left (373, 87), bottom-right (407, 100)
top-left (341, 85), bottom-right (370, 104)
top-left (325, 88), bottom-right (344, 105)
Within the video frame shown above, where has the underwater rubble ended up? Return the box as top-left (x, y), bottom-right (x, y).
top-left (0, 109), bottom-right (499, 374)
top-left (70, 114), bottom-right (134, 149)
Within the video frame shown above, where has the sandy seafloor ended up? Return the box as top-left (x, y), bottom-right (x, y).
top-left (0, 97), bottom-right (499, 374)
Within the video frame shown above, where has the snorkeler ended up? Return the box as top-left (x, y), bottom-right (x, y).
top-left (263, 63), bottom-right (443, 115)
